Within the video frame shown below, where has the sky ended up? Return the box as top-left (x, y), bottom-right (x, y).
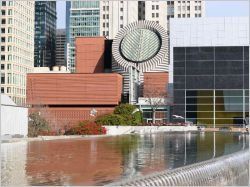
top-left (56, 1), bottom-right (249, 29)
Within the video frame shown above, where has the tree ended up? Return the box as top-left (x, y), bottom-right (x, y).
top-left (28, 112), bottom-right (50, 137)
top-left (143, 88), bottom-right (168, 124)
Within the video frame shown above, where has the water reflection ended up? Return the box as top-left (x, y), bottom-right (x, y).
top-left (1, 132), bottom-right (249, 186)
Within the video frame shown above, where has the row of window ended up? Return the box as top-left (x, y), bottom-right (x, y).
top-left (152, 5), bottom-right (160, 10)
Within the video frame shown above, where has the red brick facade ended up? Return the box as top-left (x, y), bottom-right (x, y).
top-left (75, 37), bottom-right (105, 73)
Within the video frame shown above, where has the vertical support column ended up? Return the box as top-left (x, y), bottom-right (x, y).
top-left (213, 89), bottom-right (215, 129)
top-left (185, 90), bottom-right (186, 123)
top-left (243, 89), bottom-right (245, 128)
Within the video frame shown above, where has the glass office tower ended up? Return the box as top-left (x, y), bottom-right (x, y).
top-left (34, 1), bottom-right (57, 68)
top-left (66, 1), bottom-right (100, 72)
top-left (173, 46), bottom-right (249, 127)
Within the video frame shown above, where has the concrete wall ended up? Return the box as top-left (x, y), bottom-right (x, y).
top-left (105, 126), bottom-right (197, 135)
top-left (1, 105), bottom-right (28, 137)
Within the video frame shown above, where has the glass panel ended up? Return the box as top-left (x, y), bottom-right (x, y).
top-left (215, 76), bottom-right (243, 89)
top-left (215, 60), bottom-right (243, 75)
top-left (186, 76), bottom-right (214, 89)
top-left (186, 47), bottom-right (214, 61)
top-left (215, 47), bottom-right (243, 61)
top-left (186, 60), bottom-right (214, 75)
top-left (174, 47), bottom-right (185, 61)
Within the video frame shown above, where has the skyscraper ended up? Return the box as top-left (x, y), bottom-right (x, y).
top-left (56, 29), bottom-right (66, 67)
top-left (66, 1), bottom-right (100, 72)
top-left (0, 1), bottom-right (35, 105)
top-left (66, 1), bottom-right (138, 72)
top-left (34, 1), bottom-right (57, 68)
top-left (139, 1), bottom-right (205, 30)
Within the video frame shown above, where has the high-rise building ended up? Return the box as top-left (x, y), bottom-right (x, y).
top-left (56, 29), bottom-right (66, 67)
top-left (34, 1), bottom-right (57, 68)
top-left (0, 1), bottom-right (35, 105)
top-left (139, 1), bottom-right (205, 30)
top-left (66, 1), bottom-right (100, 72)
top-left (99, 1), bottom-right (138, 39)
top-left (66, 1), bottom-right (138, 72)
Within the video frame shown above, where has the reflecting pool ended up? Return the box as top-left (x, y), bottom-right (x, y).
top-left (1, 132), bottom-right (249, 186)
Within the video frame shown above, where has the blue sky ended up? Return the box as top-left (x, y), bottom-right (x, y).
top-left (56, 1), bottom-right (249, 29)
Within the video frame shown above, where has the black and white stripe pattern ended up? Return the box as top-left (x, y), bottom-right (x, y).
top-left (112, 20), bottom-right (169, 73)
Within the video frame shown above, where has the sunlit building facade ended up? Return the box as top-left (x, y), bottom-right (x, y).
top-left (170, 17), bottom-right (249, 126)
top-left (0, 1), bottom-right (35, 105)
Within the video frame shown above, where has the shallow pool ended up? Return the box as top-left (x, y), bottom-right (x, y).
top-left (1, 131), bottom-right (249, 186)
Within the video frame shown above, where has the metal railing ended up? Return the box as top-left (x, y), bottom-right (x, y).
top-left (109, 149), bottom-right (249, 186)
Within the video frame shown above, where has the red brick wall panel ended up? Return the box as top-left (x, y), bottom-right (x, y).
top-left (29, 107), bottom-right (115, 131)
top-left (27, 73), bottom-right (122, 105)
top-left (143, 72), bottom-right (169, 96)
top-left (75, 37), bottom-right (105, 73)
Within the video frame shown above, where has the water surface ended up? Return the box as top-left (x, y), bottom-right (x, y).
top-left (1, 131), bottom-right (249, 186)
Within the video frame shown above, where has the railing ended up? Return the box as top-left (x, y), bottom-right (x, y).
top-left (109, 149), bottom-right (249, 186)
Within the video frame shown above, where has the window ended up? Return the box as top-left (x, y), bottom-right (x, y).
top-left (103, 14), bottom-right (105, 19)
top-left (195, 6), bottom-right (197, 10)
top-left (156, 13), bottom-right (159, 17)
top-left (106, 23), bottom-right (109, 27)
top-left (8, 9), bottom-right (12, 15)
top-left (103, 31), bottom-right (105, 36)
top-left (1, 10), bottom-right (6, 15)
top-left (120, 24), bottom-right (123, 28)
top-left (2, 1), bottom-right (6, 6)
top-left (156, 5), bottom-right (159, 10)
top-left (7, 87), bottom-right (11, 93)
top-left (1, 28), bottom-right (5, 33)
top-left (1, 46), bottom-right (5, 52)
top-left (152, 13), bottom-right (155, 18)
top-left (8, 27), bottom-right (12, 33)
top-left (1, 19), bottom-right (6, 25)
top-left (120, 7), bottom-right (123, 11)
top-left (103, 22), bottom-right (105, 27)
top-left (1, 55), bottom-right (5, 61)
top-left (1, 64), bottom-right (4, 70)
top-left (156, 21), bottom-right (159, 24)
top-left (106, 31), bottom-right (109, 36)
top-left (1, 87), bottom-right (4, 93)
top-left (120, 16), bottom-right (123, 20)
top-left (1, 73), bottom-right (5, 84)
top-left (167, 1), bottom-right (171, 5)
top-left (182, 14), bottom-right (185, 17)
top-left (106, 14), bottom-right (109, 19)
top-left (187, 6), bottom-right (190, 10)
top-left (106, 6), bottom-right (109, 11)
top-left (103, 6), bottom-right (105, 11)
top-left (7, 64), bottom-right (11, 70)
top-left (8, 18), bottom-right (12, 24)
top-left (120, 1), bottom-right (123, 3)
top-left (187, 14), bottom-right (190, 18)
top-left (152, 5), bottom-right (155, 10)
top-left (178, 14), bottom-right (181, 18)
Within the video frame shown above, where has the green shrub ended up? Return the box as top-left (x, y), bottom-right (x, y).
top-left (96, 114), bottom-right (126, 126)
top-left (28, 112), bottom-right (50, 137)
top-left (114, 103), bottom-right (137, 115)
top-left (96, 104), bottom-right (143, 126)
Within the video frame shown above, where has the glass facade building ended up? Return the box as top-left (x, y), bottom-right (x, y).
top-left (34, 1), bottom-right (56, 68)
top-left (66, 1), bottom-right (100, 72)
top-left (173, 46), bottom-right (249, 127)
